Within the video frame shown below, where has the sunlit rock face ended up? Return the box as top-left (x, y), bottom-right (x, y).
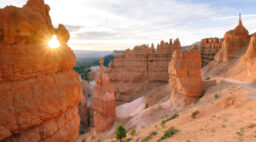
top-left (215, 14), bottom-right (250, 62)
top-left (108, 39), bottom-right (181, 104)
top-left (200, 38), bottom-right (223, 67)
top-left (93, 59), bottom-right (116, 132)
top-left (0, 0), bottom-right (82, 141)
top-left (245, 35), bottom-right (256, 75)
top-left (168, 48), bottom-right (203, 111)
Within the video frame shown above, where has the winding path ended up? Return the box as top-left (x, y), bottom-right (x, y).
top-left (222, 78), bottom-right (256, 100)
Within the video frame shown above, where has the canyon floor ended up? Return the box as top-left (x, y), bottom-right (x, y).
top-left (78, 55), bottom-right (256, 142)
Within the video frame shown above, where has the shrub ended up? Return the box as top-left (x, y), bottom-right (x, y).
top-left (161, 120), bottom-right (165, 126)
top-left (214, 94), bottom-right (219, 99)
top-left (157, 127), bottom-right (179, 142)
top-left (145, 104), bottom-right (149, 109)
top-left (165, 113), bottom-right (178, 122)
top-left (130, 128), bottom-right (136, 136)
top-left (142, 131), bottom-right (157, 142)
top-left (115, 124), bottom-right (126, 142)
top-left (205, 77), bottom-right (210, 80)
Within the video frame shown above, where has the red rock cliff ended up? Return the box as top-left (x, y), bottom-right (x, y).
top-left (0, 0), bottom-right (82, 141)
top-left (245, 35), bottom-right (256, 75)
top-left (200, 38), bottom-right (223, 67)
top-left (108, 39), bottom-right (181, 104)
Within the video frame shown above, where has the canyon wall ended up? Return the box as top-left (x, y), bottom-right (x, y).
top-left (0, 0), bottom-right (82, 141)
top-left (215, 14), bottom-right (250, 62)
top-left (168, 48), bottom-right (203, 111)
top-left (93, 59), bottom-right (116, 132)
top-left (108, 39), bottom-right (181, 104)
top-left (200, 38), bottom-right (223, 67)
top-left (245, 35), bottom-right (256, 75)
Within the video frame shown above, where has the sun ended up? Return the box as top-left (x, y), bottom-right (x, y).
top-left (48, 35), bottom-right (60, 49)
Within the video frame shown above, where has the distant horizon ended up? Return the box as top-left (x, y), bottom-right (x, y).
top-left (1, 0), bottom-right (256, 51)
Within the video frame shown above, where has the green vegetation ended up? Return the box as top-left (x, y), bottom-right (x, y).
top-left (115, 124), bottom-right (126, 142)
top-left (130, 129), bottom-right (136, 136)
top-left (161, 113), bottom-right (178, 127)
top-left (205, 77), bottom-right (210, 80)
top-left (145, 104), bottom-right (149, 109)
top-left (165, 113), bottom-right (179, 122)
top-left (160, 120), bottom-right (165, 127)
top-left (157, 127), bottom-right (179, 142)
top-left (74, 54), bottom-right (114, 80)
top-left (214, 93), bottom-right (219, 99)
top-left (142, 131), bottom-right (157, 142)
top-left (236, 128), bottom-right (244, 136)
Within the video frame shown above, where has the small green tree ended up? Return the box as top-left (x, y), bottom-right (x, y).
top-left (130, 128), bottom-right (136, 136)
top-left (115, 124), bottom-right (126, 142)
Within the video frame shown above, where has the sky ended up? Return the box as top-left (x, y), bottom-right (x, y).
top-left (1, 0), bottom-right (256, 51)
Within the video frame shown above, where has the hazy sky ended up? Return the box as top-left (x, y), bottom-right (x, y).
top-left (1, 0), bottom-right (256, 51)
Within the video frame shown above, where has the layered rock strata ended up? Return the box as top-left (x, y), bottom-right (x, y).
top-left (200, 38), bottom-right (223, 67)
top-left (215, 14), bottom-right (250, 62)
top-left (93, 59), bottom-right (116, 132)
top-left (108, 39), bottom-right (181, 104)
top-left (245, 35), bottom-right (256, 75)
top-left (168, 48), bottom-right (203, 111)
top-left (0, 0), bottom-right (82, 141)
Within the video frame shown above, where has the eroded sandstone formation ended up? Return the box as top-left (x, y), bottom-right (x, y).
top-left (168, 48), bottom-right (203, 111)
top-left (200, 38), bottom-right (223, 67)
top-left (157, 38), bottom-right (181, 54)
top-left (0, 0), bottom-right (82, 141)
top-left (245, 35), bottom-right (256, 75)
top-left (215, 14), bottom-right (250, 62)
top-left (93, 59), bottom-right (116, 132)
top-left (108, 39), bottom-right (181, 104)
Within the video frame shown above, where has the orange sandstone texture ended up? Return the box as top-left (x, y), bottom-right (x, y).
top-left (200, 38), bottom-right (223, 67)
top-left (245, 35), bottom-right (256, 74)
top-left (168, 48), bottom-right (203, 111)
top-left (0, 0), bottom-right (82, 141)
top-left (108, 39), bottom-right (181, 104)
top-left (93, 59), bottom-right (116, 132)
top-left (215, 14), bottom-right (250, 62)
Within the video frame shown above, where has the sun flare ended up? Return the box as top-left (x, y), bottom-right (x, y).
top-left (48, 35), bottom-right (60, 49)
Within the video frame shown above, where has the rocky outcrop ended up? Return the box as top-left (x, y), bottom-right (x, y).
top-left (245, 35), bottom-right (256, 75)
top-left (108, 39), bottom-right (181, 104)
top-left (157, 38), bottom-right (181, 54)
top-left (215, 14), bottom-right (250, 62)
top-left (168, 48), bottom-right (203, 111)
top-left (0, 0), bottom-right (82, 141)
top-left (93, 59), bottom-right (116, 132)
top-left (200, 38), bottom-right (223, 67)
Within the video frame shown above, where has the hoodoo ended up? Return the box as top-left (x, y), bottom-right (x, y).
top-left (0, 0), bottom-right (82, 141)
top-left (93, 59), bottom-right (116, 132)
top-left (215, 14), bottom-right (250, 62)
top-left (168, 48), bottom-right (203, 110)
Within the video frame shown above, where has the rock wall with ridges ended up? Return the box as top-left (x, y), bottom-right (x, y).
top-left (0, 0), bottom-right (82, 141)
top-left (108, 39), bottom-right (181, 104)
top-left (200, 38), bottom-right (223, 67)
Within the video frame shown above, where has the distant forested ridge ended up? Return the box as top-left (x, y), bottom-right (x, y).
top-left (73, 51), bottom-right (114, 80)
